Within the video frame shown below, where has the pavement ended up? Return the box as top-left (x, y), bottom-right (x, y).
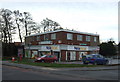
top-left (2, 60), bottom-right (119, 72)
top-left (56, 59), bottom-right (120, 65)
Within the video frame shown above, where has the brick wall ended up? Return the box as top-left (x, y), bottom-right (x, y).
top-left (61, 50), bottom-right (66, 61)
top-left (25, 31), bottom-right (99, 46)
top-left (76, 51), bottom-right (79, 60)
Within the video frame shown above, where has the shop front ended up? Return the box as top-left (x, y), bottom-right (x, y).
top-left (25, 45), bottom-right (99, 61)
top-left (60, 45), bottom-right (99, 61)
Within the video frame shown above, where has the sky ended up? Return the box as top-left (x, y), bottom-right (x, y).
top-left (0, 0), bottom-right (119, 43)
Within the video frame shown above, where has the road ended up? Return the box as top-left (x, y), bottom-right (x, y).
top-left (2, 65), bottom-right (119, 80)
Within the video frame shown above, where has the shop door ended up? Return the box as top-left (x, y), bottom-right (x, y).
top-left (67, 52), bottom-right (70, 61)
top-left (70, 51), bottom-right (76, 60)
top-left (54, 52), bottom-right (60, 60)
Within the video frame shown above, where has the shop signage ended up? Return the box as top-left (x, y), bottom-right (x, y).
top-left (68, 45), bottom-right (87, 51)
top-left (88, 46), bottom-right (100, 51)
top-left (46, 46), bottom-right (51, 49)
top-left (74, 47), bottom-right (80, 50)
top-left (80, 47), bottom-right (86, 50)
top-left (74, 47), bottom-right (86, 50)
top-left (41, 45), bottom-right (60, 51)
top-left (80, 43), bottom-right (87, 46)
top-left (46, 46), bottom-right (59, 50)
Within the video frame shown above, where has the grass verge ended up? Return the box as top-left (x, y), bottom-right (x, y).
top-left (9, 58), bottom-right (101, 68)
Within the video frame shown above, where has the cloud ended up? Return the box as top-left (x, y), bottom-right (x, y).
top-left (1, 0), bottom-right (118, 43)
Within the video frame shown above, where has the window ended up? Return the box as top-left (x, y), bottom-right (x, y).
top-left (77, 35), bottom-right (83, 41)
top-left (86, 36), bottom-right (90, 41)
top-left (32, 37), bottom-right (35, 41)
top-left (94, 37), bottom-right (97, 42)
top-left (67, 33), bottom-right (73, 40)
top-left (44, 34), bottom-right (49, 40)
top-left (51, 33), bottom-right (56, 40)
top-left (36, 36), bottom-right (40, 41)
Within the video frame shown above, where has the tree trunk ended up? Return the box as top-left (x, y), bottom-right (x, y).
top-left (7, 25), bottom-right (11, 43)
top-left (16, 20), bottom-right (22, 43)
top-left (4, 16), bottom-right (8, 43)
top-left (25, 20), bottom-right (27, 36)
top-left (3, 30), bottom-right (7, 43)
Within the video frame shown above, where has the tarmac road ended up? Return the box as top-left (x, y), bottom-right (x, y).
top-left (2, 65), bottom-right (93, 80)
top-left (2, 65), bottom-right (119, 80)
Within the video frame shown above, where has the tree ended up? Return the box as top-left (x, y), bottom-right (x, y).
top-left (13, 10), bottom-right (39, 42)
top-left (14, 10), bottom-right (23, 43)
top-left (0, 8), bottom-right (16, 43)
top-left (1, 9), bottom-right (63, 43)
top-left (41, 18), bottom-right (61, 32)
top-left (99, 40), bottom-right (117, 57)
top-left (23, 12), bottom-right (34, 36)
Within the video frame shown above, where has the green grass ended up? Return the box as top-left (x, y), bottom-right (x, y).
top-left (9, 58), bottom-right (99, 68)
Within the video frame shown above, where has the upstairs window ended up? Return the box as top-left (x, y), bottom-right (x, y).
top-left (86, 36), bottom-right (90, 42)
top-left (36, 36), bottom-right (40, 41)
top-left (77, 35), bottom-right (83, 41)
top-left (67, 33), bottom-right (73, 40)
top-left (32, 36), bottom-right (35, 41)
top-left (44, 34), bottom-right (49, 41)
top-left (94, 37), bottom-right (97, 42)
top-left (51, 33), bottom-right (56, 40)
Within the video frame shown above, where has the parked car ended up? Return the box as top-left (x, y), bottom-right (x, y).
top-left (35, 55), bottom-right (58, 63)
top-left (82, 54), bottom-right (109, 65)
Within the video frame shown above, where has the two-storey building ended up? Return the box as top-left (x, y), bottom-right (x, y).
top-left (25, 29), bottom-right (100, 61)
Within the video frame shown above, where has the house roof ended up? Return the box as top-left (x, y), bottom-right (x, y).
top-left (25, 29), bottom-right (99, 37)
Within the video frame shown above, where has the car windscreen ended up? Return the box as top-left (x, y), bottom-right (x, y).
top-left (47, 55), bottom-right (55, 58)
top-left (41, 55), bottom-right (47, 58)
top-left (85, 55), bottom-right (93, 58)
top-left (93, 55), bottom-right (104, 58)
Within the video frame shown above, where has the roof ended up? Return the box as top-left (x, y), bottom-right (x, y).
top-left (25, 29), bottom-right (99, 37)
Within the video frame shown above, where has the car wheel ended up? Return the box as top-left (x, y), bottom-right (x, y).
top-left (54, 60), bottom-right (57, 63)
top-left (93, 62), bottom-right (97, 65)
top-left (83, 62), bottom-right (88, 64)
top-left (104, 60), bottom-right (109, 65)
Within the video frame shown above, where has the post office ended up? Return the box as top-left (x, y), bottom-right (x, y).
top-left (25, 29), bottom-right (100, 61)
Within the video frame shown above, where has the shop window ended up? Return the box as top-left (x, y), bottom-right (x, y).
top-left (86, 36), bottom-right (90, 42)
top-left (51, 33), bottom-right (56, 40)
top-left (31, 51), bottom-right (38, 58)
top-left (70, 52), bottom-right (76, 60)
top-left (77, 35), bottom-right (83, 41)
top-left (67, 33), bottom-right (73, 40)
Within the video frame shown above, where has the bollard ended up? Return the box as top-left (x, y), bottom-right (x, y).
top-left (12, 57), bottom-right (15, 61)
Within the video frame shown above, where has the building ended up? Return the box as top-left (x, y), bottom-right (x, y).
top-left (24, 29), bottom-right (100, 61)
top-left (14, 42), bottom-right (24, 57)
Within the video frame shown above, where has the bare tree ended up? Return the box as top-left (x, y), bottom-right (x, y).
top-left (23, 12), bottom-right (33, 36)
top-left (0, 8), bottom-right (16, 43)
top-left (41, 18), bottom-right (61, 32)
top-left (0, 9), bottom-right (63, 43)
top-left (14, 10), bottom-right (23, 43)
top-left (14, 10), bottom-right (39, 42)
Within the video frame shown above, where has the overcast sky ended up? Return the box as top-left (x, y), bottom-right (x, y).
top-left (0, 0), bottom-right (119, 43)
